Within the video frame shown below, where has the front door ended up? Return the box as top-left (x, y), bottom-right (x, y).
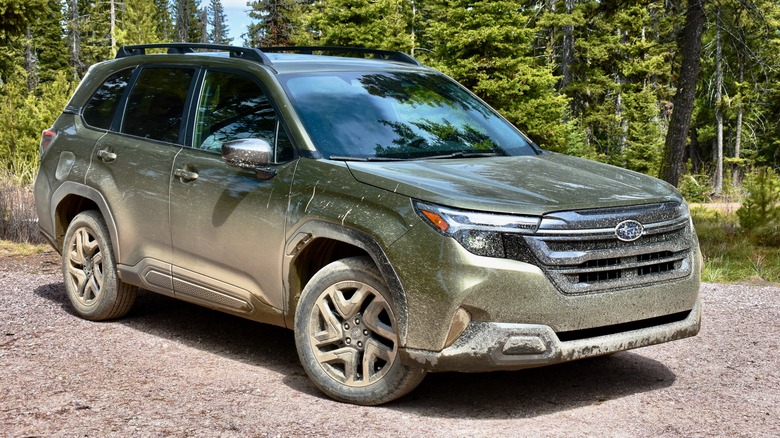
top-left (169, 69), bottom-right (297, 319)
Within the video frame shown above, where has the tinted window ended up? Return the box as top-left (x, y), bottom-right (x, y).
top-left (121, 68), bottom-right (195, 143)
top-left (280, 72), bottom-right (537, 160)
top-left (194, 70), bottom-right (278, 154)
top-left (82, 68), bottom-right (133, 130)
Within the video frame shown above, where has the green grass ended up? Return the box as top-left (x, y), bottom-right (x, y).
top-left (692, 206), bottom-right (780, 283)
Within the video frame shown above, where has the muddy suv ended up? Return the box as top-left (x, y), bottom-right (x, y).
top-left (35, 43), bottom-right (701, 405)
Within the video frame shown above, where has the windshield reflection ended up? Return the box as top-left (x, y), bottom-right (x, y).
top-left (280, 72), bottom-right (537, 160)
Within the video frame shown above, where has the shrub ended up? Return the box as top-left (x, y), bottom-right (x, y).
top-left (679, 173), bottom-right (711, 203)
top-left (736, 167), bottom-right (780, 232)
top-left (0, 173), bottom-right (43, 244)
top-left (0, 70), bottom-right (75, 185)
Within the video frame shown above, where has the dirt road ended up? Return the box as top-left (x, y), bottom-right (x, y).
top-left (1, 251), bottom-right (778, 437)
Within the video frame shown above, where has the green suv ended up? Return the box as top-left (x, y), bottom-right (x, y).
top-left (35, 43), bottom-right (701, 405)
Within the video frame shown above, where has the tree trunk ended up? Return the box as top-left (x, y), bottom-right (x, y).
top-left (616, 28), bottom-right (627, 153)
top-left (733, 56), bottom-right (744, 187)
top-left (24, 28), bottom-right (38, 91)
top-left (67, 0), bottom-right (84, 80)
top-left (560, 0), bottom-right (574, 92)
top-left (110, 0), bottom-right (116, 53)
top-left (714, 6), bottom-right (723, 194)
top-left (177, 1), bottom-right (188, 42)
top-left (658, 0), bottom-right (705, 187)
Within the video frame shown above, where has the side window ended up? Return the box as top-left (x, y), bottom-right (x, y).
top-left (194, 71), bottom-right (294, 162)
top-left (121, 67), bottom-right (195, 143)
top-left (82, 68), bottom-right (133, 130)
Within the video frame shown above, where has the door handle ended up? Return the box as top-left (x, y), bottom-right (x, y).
top-left (96, 149), bottom-right (116, 162)
top-left (174, 168), bottom-right (199, 182)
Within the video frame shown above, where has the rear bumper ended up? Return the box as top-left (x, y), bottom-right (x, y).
top-left (401, 299), bottom-right (701, 372)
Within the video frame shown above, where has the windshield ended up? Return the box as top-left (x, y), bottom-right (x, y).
top-left (279, 71), bottom-right (538, 160)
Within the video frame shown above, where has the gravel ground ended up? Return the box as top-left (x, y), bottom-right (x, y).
top-left (1, 249), bottom-right (779, 437)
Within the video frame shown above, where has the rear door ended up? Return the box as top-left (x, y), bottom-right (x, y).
top-left (169, 69), bottom-right (297, 318)
top-left (86, 66), bottom-right (197, 294)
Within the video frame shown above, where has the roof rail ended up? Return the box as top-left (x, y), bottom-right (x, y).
top-left (259, 46), bottom-right (422, 66)
top-left (115, 43), bottom-right (272, 65)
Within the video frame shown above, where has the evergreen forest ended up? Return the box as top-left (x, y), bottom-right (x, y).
top-left (2, 0), bottom-right (780, 199)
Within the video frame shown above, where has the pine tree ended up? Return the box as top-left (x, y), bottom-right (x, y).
top-left (174, 0), bottom-right (204, 42)
top-left (294, 0), bottom-right (415, 52)
top-left (542, 1), bottom-right (676, 172)
top-left (426, 0), bottom-right (574, 153)
top-left (206, 0), bottom-right (229, 44)
top-left (27, 0), bottom-right (69, 84)
top-left (154, 0), bottom-right (174, 41)
top-left (693, 0), bottom-right (780, 184)
top-left (0, 0), bottom-right (47, 41)
top-left (737, 167), bottom-right (780, 231)
top-left (0, 71), bottom-right (75, 183)
top-left (116, 0), bottom-right (163, 46)
top-left (76, 0), bottom-right (114, 70)
top-left (0, 0), bottom-right (47, 82)
top-left (247, 0), bottom-right (296, 47)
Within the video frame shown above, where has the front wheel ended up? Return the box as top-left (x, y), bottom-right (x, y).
top-left (62, 210), bottom-right (137, 321)
top-left (294, 257), bottom-right (426, 405)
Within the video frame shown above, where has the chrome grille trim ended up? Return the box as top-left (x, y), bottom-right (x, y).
top-left (534, 215), bottom-right (689, 236)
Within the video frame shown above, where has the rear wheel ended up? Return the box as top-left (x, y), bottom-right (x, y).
top-left (62, 210), bottom-right (137, 320)
top-left (294, 257), bottom-right (426, 405)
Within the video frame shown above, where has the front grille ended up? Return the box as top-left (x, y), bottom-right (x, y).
top-left (505, 202), bottom-right (694, 295)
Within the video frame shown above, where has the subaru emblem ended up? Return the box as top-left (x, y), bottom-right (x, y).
top-left (615, 220), bottom-right (644, 242)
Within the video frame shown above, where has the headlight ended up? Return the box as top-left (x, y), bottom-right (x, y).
top-left (414, 201), bottom-right (539, 258)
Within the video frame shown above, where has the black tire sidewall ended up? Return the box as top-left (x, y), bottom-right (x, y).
top-left (62, 210), bottom-right (129, 321)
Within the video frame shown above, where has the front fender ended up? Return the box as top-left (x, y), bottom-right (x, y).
top-left (283, 220), bottom-right (410, 344)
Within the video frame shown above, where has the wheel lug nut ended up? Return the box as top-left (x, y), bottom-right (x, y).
top-left (345, 338), bottom-right (351, 344)
top-left (363, 330), bottom-right (369, 336)
top-left (354, 318), bottom-right (360, 325)
top-left (357, 341), bottom-right (363, 348)
top-left (344, 323), bottom-right (350, 330)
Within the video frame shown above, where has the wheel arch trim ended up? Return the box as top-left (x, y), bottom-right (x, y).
top-left (284, 220), bottom-right (410, 343)
top-left (51, 182), bottom-right (121, 261)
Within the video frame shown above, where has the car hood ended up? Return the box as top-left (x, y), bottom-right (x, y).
top-left (346, 153), bottom-right (681, 216)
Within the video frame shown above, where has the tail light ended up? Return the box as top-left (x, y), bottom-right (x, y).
top-left (40, 129), bottom-right (57, 156)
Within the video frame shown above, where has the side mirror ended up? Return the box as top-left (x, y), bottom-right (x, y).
top-left (222, 138), bottom-right (276, 180)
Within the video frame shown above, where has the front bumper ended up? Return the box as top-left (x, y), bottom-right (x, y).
top-left (401, 299), bottom-right (701, 372)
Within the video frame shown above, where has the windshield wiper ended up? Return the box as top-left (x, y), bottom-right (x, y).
top-left (420, 151), bottom-right (500, 160)
top-left (329, 155), bottom-right (408, 162)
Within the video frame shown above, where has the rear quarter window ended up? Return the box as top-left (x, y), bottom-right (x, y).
top-left (82, 68), bottom-right (133, 130)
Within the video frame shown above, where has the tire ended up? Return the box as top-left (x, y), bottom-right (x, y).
top-left (62, 210), bottom-right (137, 321)
top-left (294, 256), bottom-right (426, 405)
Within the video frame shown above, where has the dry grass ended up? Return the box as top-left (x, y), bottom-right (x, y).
top-left (0, 240), bottom-right (49, 257)
top-left (0, 174), bottom-right (44, 244)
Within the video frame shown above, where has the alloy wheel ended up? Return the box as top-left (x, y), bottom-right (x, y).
top-left (308, 280), bottom-right (398, 387)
